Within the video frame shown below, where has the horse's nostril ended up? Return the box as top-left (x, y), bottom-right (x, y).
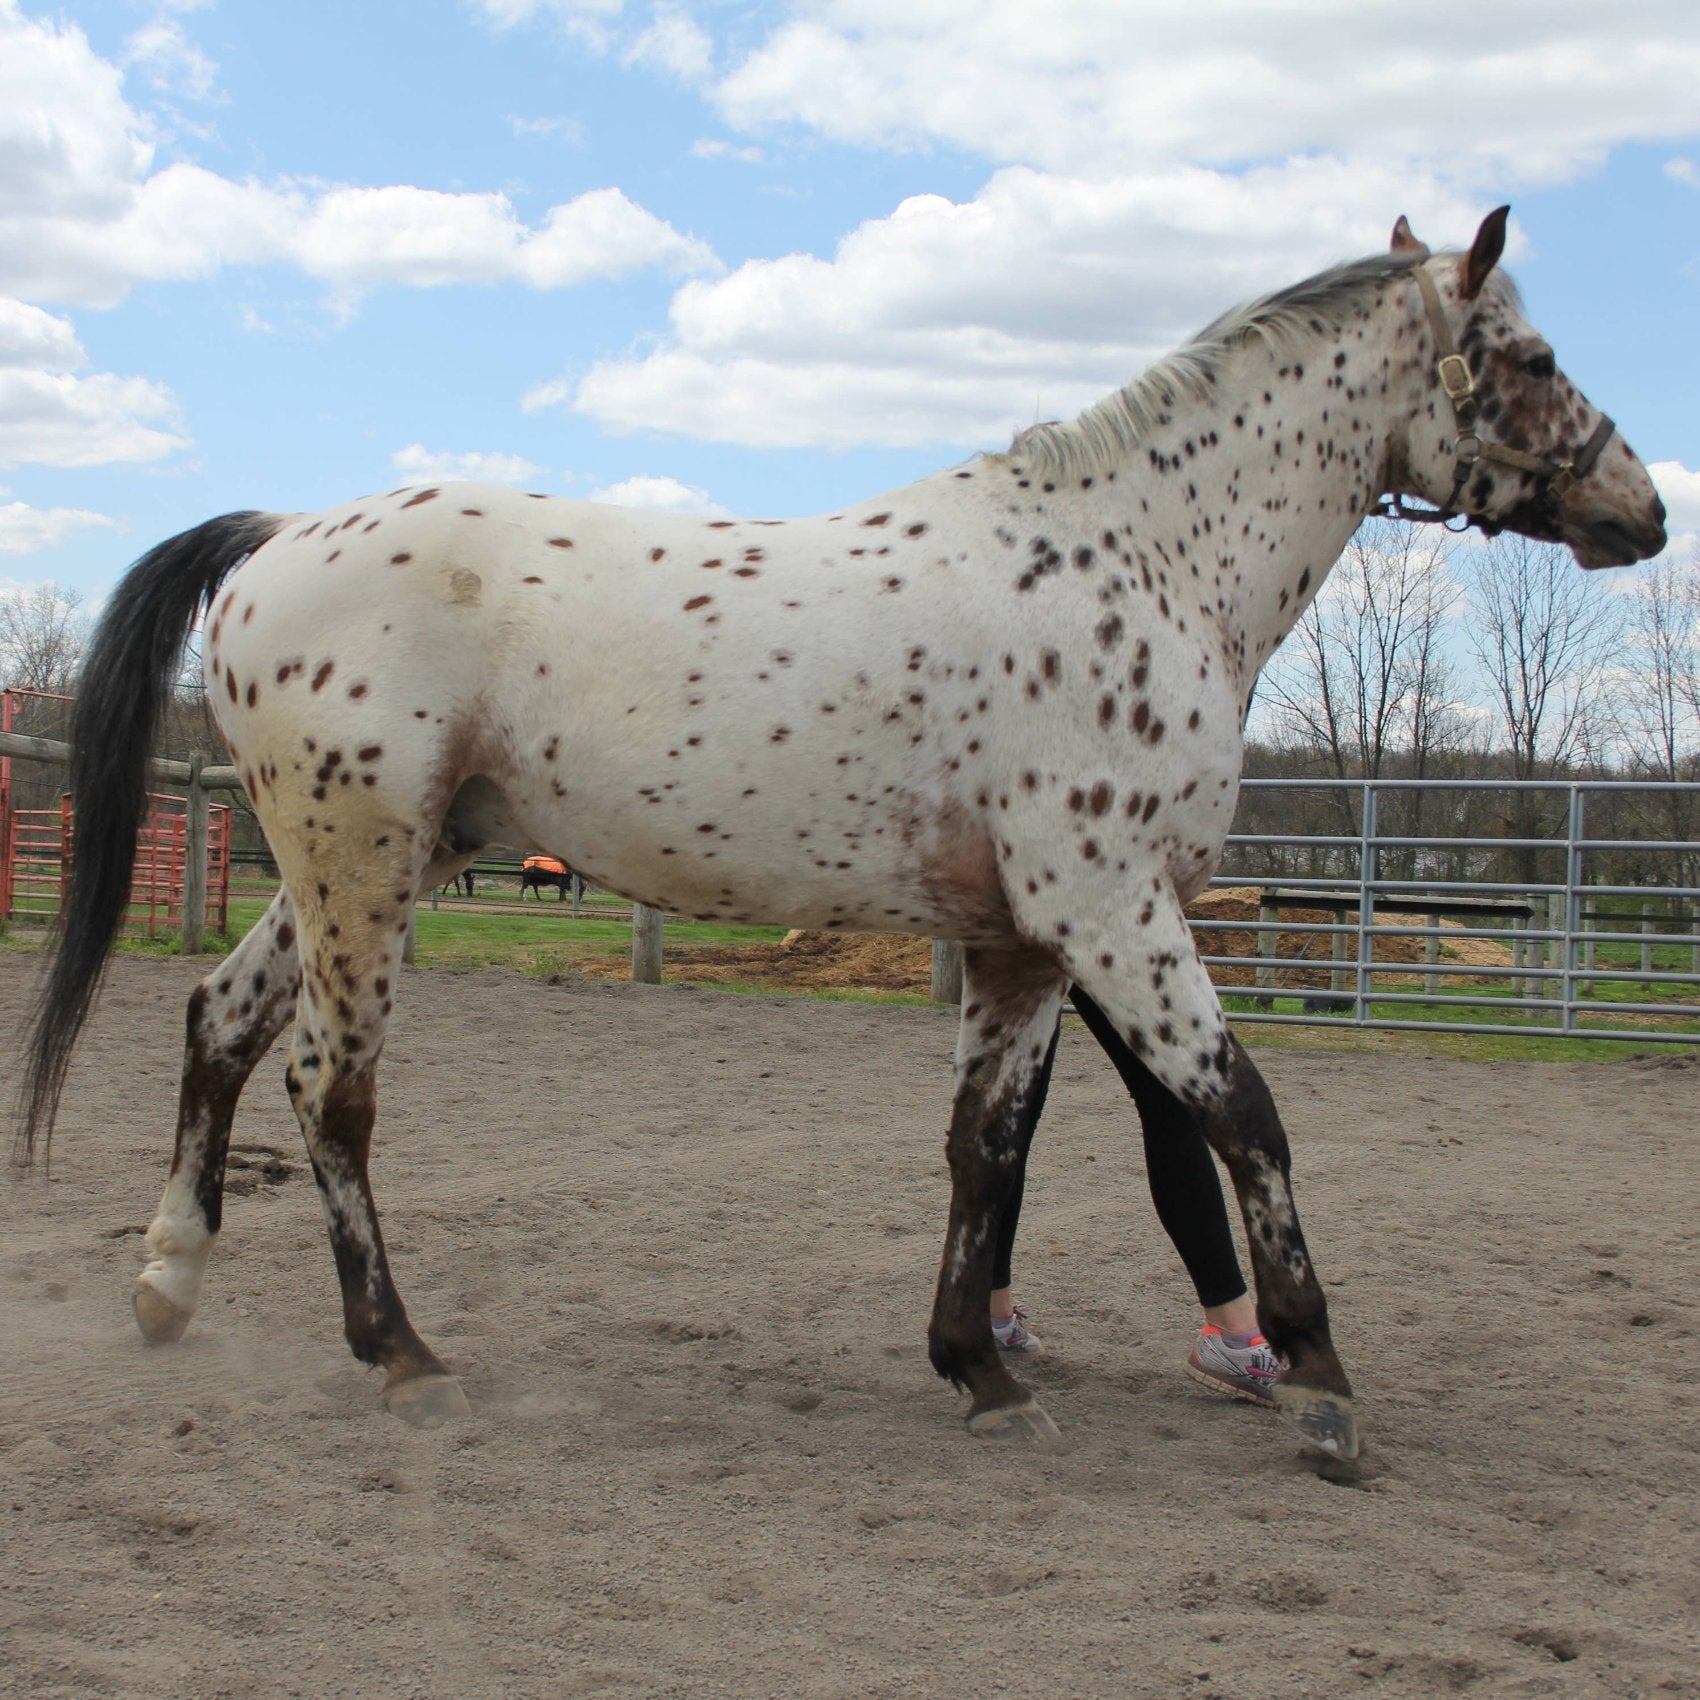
top-left (1652, 495), bottom-right (1667, 527)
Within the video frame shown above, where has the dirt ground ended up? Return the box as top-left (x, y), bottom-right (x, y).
top-left (2, 953), bottom-right (1694, 1700)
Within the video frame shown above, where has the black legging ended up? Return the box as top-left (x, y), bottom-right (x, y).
top-left (989, 1001), bottom-right (1248, 1310)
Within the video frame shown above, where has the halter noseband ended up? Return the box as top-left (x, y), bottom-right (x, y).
top-left (1378, 261), bottom-right (1617, 530)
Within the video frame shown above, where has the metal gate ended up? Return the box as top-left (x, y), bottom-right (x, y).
top-left (1198, 777), bottom-right (1699, 1044)
top-left (1, 790), bottom-right (230, 937)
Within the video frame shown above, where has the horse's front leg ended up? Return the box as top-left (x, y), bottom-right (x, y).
top-left (928, 945), bottom-right (1068, 1442)
top-left (1060, 888), bottom-right (1358, 1460)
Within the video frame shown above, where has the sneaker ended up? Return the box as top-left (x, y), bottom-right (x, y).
top-left (991, 1306), bottom-right (1044, 1357)
top-left (1186, 1323), bottom-right (1281, 1407)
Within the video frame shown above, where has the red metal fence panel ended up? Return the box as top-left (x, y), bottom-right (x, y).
top-left (3, 790), bottom-right (230, 937)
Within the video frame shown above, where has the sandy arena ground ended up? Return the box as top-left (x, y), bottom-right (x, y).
top-left (2, 954), bottom-right (1695, 1700)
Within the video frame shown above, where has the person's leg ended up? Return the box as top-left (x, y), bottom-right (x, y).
top-left (1071, 986), bottom-right (1281, 1407)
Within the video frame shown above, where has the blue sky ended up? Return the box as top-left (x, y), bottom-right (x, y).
top-left (3, 0), bottom-right (1698, 606)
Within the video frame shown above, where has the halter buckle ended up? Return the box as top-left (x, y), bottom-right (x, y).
top-left (1437, 353), bottom-right (1474, 402)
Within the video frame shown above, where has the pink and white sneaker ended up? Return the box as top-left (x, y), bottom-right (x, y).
top-left (1186, 1323), bottom-right (1282, 1407)
top-left (991, 1305), bottom-right (1044, 1357)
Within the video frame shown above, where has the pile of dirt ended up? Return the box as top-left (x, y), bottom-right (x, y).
top-left (571, 888), bottom-right (1513, 996)
top-left (577, 928), bottom-right (936, 995)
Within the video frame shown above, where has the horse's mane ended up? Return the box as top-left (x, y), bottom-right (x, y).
top-left (1000, 246), bottom-right (1518, 483)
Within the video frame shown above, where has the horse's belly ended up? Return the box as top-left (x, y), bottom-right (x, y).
top-left (510, 776), bottom-right (1005, 938)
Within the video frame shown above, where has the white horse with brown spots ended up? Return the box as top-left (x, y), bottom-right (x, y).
top-left (20, 209), bottom-right (1665, 1460)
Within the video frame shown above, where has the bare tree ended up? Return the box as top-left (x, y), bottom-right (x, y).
top-left (0, 582), bottom-right (87, 694)
top-left (1264, 521), bottom-right (1464, 771)
top-left (1454, 533), bottom-right (1624, 881)
top-left (1611, 544), bottom-right (1700, 884)
top-left (1259, 519), bottom-right (1467, 872)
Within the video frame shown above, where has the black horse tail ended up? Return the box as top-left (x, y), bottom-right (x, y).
top-left (15, 510), bottom-right (287, 1169)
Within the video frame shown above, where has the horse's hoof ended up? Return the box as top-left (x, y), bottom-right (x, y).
top-left (1275, 1384), bottom-right (1359, 1460)
top-left (133, 1284), bottom-right (192, 1345)
top-left (384, 1373), bottom-right (471, 1429)
top-left (966, 1398), bottom-right (1063, 1445)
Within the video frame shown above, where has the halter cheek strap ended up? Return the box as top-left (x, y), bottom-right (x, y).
top-left (1379, 262), bottom-right (1617, 529)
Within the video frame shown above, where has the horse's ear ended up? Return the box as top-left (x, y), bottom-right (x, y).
top-left (1390, 215), bottom-right (1424, 254)
top-left (1462, 205), bottom-right (1510, 299)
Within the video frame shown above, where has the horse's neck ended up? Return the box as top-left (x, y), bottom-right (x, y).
top-left (1120, 296), bottom-right (1423, 698)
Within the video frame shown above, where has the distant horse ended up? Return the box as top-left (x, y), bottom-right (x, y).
top-left (19, 210), bottom-right (1664, 1459)
top-left (440, 868), bottom-right (475, 898)
top-left (519, 855), bottom-right (574, 901)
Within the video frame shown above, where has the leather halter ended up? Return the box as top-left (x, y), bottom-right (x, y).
top-left (1378, 262), bottom-right (1617, 529)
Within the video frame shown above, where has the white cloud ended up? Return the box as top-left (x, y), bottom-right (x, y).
top-left (467, 0), bottom-right (626, 50)
top-left (0, 499), bottom-right (120, 556)
top-left (0, 6), bottom-right (152, 225)
top-left (5, 166), bottom-right (718, 309)
top-left (390, 444), bottom-right (547, 485)
top-left (586, 474), bottom-right (730, 515)
top-left (0, 367), bottom-right (187, 467)
top-left (714, 2), bottom-right (1700, 183)
top-left (124, 16), bottom-right (218, 102)
top-left (509, 114), bottom-right (586, 145)
top-left (561, 160), bottom-right (1484, 449)
top-left (1649, 460), bottom-right (1700, 536)
top-left (624, 10), bottom-right (713, 82)
top-left (0, 8), bottom-right (717, 308)
top-left (0, 297), bottom-right (84, 370)
top-left (691, 138), bottom-right (764, 165)
top-left (510, 188), bottom-right (718, 288)
top-left (1667, 157), bottom-right (1700, 189)
top-left (0, 295), bottom-right (187, 468)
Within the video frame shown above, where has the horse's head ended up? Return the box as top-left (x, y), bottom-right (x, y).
top-left (1390, 207), bottom-right (1667, 569)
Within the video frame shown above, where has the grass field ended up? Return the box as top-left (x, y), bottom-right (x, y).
top-left (6, 873), bottom-right (1696, 1063)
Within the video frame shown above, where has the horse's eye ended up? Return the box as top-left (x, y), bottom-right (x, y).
top-left (1522, 349), bottom-right (1556, 379)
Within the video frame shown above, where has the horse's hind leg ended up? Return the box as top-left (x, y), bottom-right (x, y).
top-left (135, 890), bottom-right (302, 1342)
top-left (928, 945), bottom-right (1068, 1442)
top-left (1061, 890), bottom-right (1357, 1459)
top-left (282, 880), bottom-right (468, 1428)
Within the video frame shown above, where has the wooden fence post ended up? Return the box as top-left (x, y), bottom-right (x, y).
top-left (931, 938), bottom-right (964, 1005)
top-left (1256, 897), bottom-right (1278, 992)
top-left (1330, 911), bottom-right (1351, 999)
top-left (632, 903), bottom-right (664, 984)
top-left (179, 754), bottom-right (207, 955)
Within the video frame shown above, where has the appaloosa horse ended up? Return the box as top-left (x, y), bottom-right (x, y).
top-left (19, 211), bottom-right (1665, 1459)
